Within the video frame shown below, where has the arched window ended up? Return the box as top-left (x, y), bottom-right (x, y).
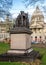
top-left (35, 36), bottom-right (37, 42)
top-left (40, 36), bottom-right (42, 42)
top-left (40, 36), bottom-right (41, 38)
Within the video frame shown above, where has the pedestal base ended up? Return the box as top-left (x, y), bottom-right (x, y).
top-left (7, 48), bottom-right (33, 54)
top-left (0, 50), bottom-right (41, 62)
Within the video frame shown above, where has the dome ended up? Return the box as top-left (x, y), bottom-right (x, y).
top-left (31, 6), bottom-right (44, 20)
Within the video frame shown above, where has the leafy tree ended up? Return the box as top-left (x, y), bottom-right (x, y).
top-left (0, 0), bottom-right (13, 18)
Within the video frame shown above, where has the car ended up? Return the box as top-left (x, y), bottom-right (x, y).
top-left (31, 41), bottom-right (39, 44)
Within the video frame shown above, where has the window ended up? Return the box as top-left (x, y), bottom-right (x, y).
top-left (35, 36), bottom-right (37, 38)
top-left (35, 36), bottom-right (37, 42)
top-left (0, 34), bottom-right (3, 38)
top-left (39, 36), bottom-right (42, 42)
top-left (34, 28), bottom-right (36, 33)
top-left (40, 36), bottom-right (41, 38)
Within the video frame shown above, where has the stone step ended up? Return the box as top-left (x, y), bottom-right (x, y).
top-left (0, 50), bottom-right (41, 62)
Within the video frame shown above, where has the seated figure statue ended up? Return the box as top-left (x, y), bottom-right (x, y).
top-left (14, 11), bottom-right (29, 28)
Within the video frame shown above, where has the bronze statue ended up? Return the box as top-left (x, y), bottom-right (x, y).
top-left (14, 11), bottom-right (29, 28)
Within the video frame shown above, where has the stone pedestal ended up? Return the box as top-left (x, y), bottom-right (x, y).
top-left (8, 27), bottom-right (33, 54)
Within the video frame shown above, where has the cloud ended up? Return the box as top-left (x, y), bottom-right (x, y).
top-left (10, 7), bottom-right (34, 19)
top-left (10, 1), bottom-right (46, 22)
top-left (10, 9), bottom-right (20, 18)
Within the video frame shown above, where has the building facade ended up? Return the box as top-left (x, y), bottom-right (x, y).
top-left (0, 15), bottom-right (14, 42)
top-left (30, 6), bottom-right (46, 43)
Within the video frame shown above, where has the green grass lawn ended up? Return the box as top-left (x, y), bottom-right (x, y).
top-left (0, 62), bottom-right (29, 65)
top-left (0, 42), bottom-right (10, 54)
top-left (0, 42), bottom-right (46, 65)
top-left (33, 47), bottom-right (46, 65)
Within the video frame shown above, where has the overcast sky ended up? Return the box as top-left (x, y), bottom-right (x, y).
top-left (10, 0), bottom-right (46, 22)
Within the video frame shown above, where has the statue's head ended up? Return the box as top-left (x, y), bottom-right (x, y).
top-left (20, 11), bottom-right (24, 14)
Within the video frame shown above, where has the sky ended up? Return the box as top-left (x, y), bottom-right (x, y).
top-left (10, 0), bottom-right (46, 22)
top-left (10, 0), bottom-right (35, 18)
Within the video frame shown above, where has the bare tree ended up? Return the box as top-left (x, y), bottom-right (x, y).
top-left (23, 0), bottom-right (46, 12)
